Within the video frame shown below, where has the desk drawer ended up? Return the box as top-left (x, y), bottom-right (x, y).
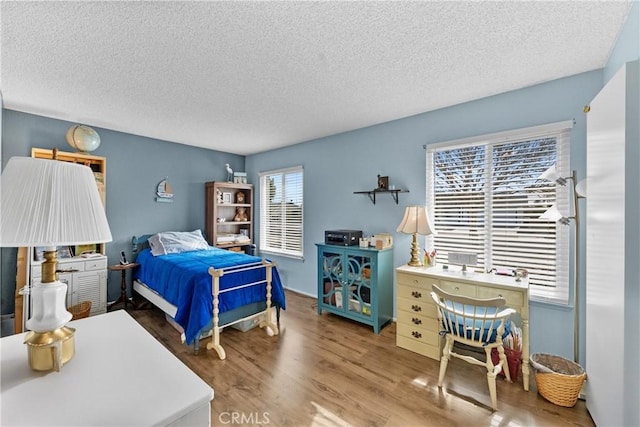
top-left (396, 323), bottom-right (439, 347)
top-left (397, 283), bottom-right (432, 304)
top-left (397, 296), bottom-right (437, 318)
top-left (397, 310), bottom-right (438, 332)
top-left (439, 280), bottom-right (477, 298)
top-left (477, 286), bottom-right (524, 307)
top-left (397, 272), bottom-right (439, 290)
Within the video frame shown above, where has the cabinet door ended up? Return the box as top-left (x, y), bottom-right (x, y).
top-left (75, 270), bottom-right (107, 314)
top-left (320, 249), bottom-right (344, 310)
top-left (344, 253), bottom-right (372, 317)
top-left (58, 272), bottom-right (75, 307)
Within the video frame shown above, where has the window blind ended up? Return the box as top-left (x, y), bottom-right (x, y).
top-left (427, 122), bottom-right (572, 304)
top-left (259, 166), bottom-right (304, 258)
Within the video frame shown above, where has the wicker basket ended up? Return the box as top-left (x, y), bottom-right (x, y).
top-left (68, 301), bottom-right (92, 320)
top-left (530, 353), bottom-right (586, 407)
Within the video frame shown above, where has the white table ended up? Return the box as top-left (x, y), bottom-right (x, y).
top-left (1, 310), bottom-right (214, 426)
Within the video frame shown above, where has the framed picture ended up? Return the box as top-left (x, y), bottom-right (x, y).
top-left (57, 246), bottom-right (73, 259)
top-left (233, 172), bottom-right (248, 184)
top-left (222, 192), bottom-right (232, 204)
top-left (377, 175), bottom-right (389, 190)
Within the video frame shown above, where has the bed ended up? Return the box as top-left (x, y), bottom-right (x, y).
top-left (131, 230), bottom-right (286, 360)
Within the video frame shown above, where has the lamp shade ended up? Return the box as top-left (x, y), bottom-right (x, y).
top-left (396, 206), bottom-right (434, 235)
top-left (540, 204), bottom-right (571, 225)
top-left (540, 204), bottom-right (563, 222)
top-left (0, 157), bottom-right (112, 247)
top-left (539, 164), bottom-right (567, 186)
top-left (575, 178), bottom-right (587, 198)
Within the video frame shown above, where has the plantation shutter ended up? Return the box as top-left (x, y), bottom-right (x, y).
top-left (427, 121), bottom-right (572, 304)
top-left (259, 166), bottom-right (304, 258)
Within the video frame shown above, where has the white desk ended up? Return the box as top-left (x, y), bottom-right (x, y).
top-left (1, 311), bottom-right (214, 426)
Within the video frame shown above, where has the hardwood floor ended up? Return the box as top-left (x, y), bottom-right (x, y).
top-left (129, 290), bottom-right (594, 427)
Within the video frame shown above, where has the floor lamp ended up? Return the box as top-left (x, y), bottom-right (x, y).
top-left (540, 166), bottom-right (586, 364)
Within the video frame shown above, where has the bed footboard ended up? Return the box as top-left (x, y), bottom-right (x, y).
top-left (206, 260), bottom-right (279, 360)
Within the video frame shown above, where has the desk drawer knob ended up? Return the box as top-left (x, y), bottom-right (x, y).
top-left (411, 305), bottom-right (422, 312)
top-left (411, 331), bottom-right (422, 339)
top-left (411, 317), bottom-right (422, 325)
top-left (411, 291), bottom-right (422, 299)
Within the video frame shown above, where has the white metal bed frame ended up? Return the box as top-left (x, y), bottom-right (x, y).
top-left (131, 236), bottom-right (279, 360)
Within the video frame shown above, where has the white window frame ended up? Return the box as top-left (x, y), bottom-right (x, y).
top-left (259, 166), bottom-right (304, 259)
top-left (426, 121), bottom-right (573, 305)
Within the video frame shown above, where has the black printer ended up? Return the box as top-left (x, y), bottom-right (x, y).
top-left (324, 229), bottom-right (363, 246)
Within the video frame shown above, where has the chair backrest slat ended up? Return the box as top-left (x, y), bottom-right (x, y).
top-left (430, 284), bottom-right (515, 346)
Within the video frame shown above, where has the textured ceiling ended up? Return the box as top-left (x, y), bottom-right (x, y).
top-left (1, 1), bottom-right (633, 155)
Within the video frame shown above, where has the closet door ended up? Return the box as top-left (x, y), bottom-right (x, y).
top-left (585, 60), bottom-right (639, 427)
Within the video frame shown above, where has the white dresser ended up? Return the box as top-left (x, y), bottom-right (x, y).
top-left (31, 255), bottom-right (108, 316)
top-left (396, 265), bottom-right (530, 391)
top-left (1, 310), bottom-right (214, 426)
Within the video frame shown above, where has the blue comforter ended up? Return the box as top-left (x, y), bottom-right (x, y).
top-left (135, 247), bottom-right (286, 344)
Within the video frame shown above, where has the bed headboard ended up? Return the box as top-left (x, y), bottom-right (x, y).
top-left (132, 235), bottom-right (153, 254)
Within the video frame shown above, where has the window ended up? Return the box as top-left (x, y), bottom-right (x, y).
top-left (426, 121), bottom-right (573, 304)
top-left (259, 166), bottom-right (304, 258)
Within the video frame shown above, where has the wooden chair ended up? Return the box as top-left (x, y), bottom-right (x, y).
top-left (430, 284), bottom-right (516, 410)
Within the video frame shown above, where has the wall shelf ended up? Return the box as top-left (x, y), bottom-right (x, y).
top-left (354, 189), bottom-right (409, 205)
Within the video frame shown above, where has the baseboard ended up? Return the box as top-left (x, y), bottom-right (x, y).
top-left (285, 287), bottom-right (315, 299)
top-left (579, 383), bottom-right (587, 400)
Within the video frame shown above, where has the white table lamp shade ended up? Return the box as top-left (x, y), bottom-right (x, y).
top-left (396, 206), bottom-right (434, 235)
top-left (396, 206), bottom-right (434, 267)
top-left (0, 157), bottom-right (112, 247)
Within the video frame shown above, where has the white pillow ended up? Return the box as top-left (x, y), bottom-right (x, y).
top-left (148, 230), bottom-right (209, 256)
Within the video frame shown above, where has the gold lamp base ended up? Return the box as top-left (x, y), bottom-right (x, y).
top-left (24, 326), bottom-right (76, 371)
top-left (407, 232), bottom-right (424, 267)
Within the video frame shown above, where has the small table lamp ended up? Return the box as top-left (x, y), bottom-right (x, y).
top-left (396, 206), bottom-right (435, 267)
top-left (0, 157), bottom-right (112, 371)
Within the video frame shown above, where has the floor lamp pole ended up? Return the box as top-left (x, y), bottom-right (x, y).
top-left (571, 170), bottom-right (581, 365)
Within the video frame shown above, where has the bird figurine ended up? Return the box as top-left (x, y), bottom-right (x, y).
top-left (225, 163), bottom-right (233, 182)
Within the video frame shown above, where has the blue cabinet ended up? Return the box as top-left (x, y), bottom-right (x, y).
top-left (316, 243), bottom-right (393, 333)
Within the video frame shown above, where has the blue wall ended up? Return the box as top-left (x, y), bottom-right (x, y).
top-left (1, 110), bottom-right (245, 310)
top-left (247, 70), bottom-right (603, 361)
